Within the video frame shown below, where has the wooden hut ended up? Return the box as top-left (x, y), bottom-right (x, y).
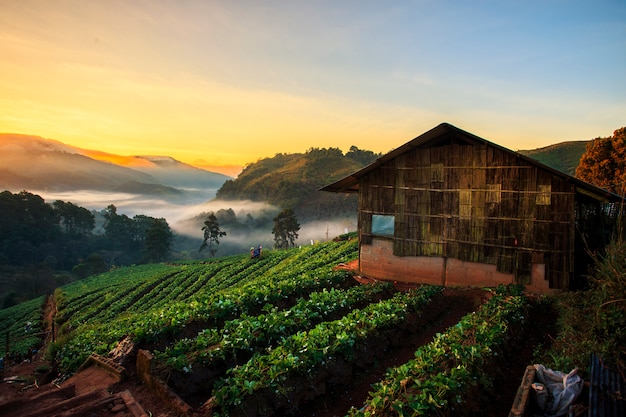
top-left (322, 123), bottom-right (621, 292)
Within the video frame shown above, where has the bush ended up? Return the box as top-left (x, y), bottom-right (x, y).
top-left (536, 235), bottom-right (626, 376)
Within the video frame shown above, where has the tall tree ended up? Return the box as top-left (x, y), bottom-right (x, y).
top-left (200, 212), bottom-right (227, 256)
top-left (144, 218), bottom-right (173, 262)
top-left (53, 200), bottom-right (95, 237)
top-left (576, 127), bottom-right (626, 194)
top-left (103, 204), bottom-right (137, 251)
top-left (272, 208), bottom-right (300, 249)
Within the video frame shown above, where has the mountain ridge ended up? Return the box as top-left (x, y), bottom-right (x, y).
top-left (0, 133), bottom-right (232, 197)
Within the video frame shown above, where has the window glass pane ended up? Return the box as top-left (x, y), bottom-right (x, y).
top-left (536, 184), bottom-right (551, 205)
top-left (459, 190), bottom-right (472, 218)
top-left (487, 184), bottom-right (501, 203)
top-left (372, 214), bottom-right (394, 236)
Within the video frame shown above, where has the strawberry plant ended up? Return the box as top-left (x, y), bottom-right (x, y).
top-left (349, 286), bottom-right (527, 416)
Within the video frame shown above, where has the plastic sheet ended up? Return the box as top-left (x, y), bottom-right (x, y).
top-left (532, 364), bottom-right (584, 417)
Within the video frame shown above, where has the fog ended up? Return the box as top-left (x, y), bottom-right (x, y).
top-left (32, 190), bottom-right (357, 250)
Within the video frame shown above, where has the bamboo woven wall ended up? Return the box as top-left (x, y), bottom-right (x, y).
top-left (358, 141), bottom-right (578, 289)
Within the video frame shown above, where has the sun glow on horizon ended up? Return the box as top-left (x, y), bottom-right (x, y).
top-left (0, 1), bottom-right (623, 168)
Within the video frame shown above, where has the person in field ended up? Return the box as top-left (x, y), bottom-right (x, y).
top-left (251, 245), bottom-right (262, 259)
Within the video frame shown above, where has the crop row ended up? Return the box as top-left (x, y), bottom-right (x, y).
top-left (159, 280), bottom-right (396, 372)
top-left (53, 240), bottom-right (359, 371)
top-left (55, 240), bottom-right (356, 330)
top-left (55, 263), bottom-right (177, 324)
top-left (349, 285), bottom-right (527, 416)
top-left (0, 295), bottom-right (46, 357)
top-left (208, 285), bottom-right (444, 416)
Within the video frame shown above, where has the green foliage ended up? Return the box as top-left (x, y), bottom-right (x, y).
top-left (144, 218), bottom-right (173, 262)
top-left (537, 235), bottom-right (626, 376)
top-left (71, 254), bottom-right (108, 279)
top-left (0, 191), bottom-right (178, 303)
top-left (272, 208), bottom-right (300, 249)
top-left (0, 190), bottom-right (61, 265)
top-left (0, 295), bottom-right (46, 358)
top-left (47, 239), bottom-right (358, 372)
top-left (350, 287), bottom-right (527, 416)
top-left (200, 212), bottom-right (227, 256)
top-left (520, 141), bottom-right (588, 176)
top-left (215, 146), bottom-right (380, 221)
top-left (102, 205), bottom-right (174, 263)
top-left (158, 281), bottom-right (396, 371)
top-left (211, 285), bottom-right (444, 415)
top-left (52, 200), bottom-right (95, 237)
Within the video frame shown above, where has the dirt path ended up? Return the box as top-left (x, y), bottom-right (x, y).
top-left (0, 292), bottom-right (178, 416)
top-left (43, 293), bottom-right (57, 345)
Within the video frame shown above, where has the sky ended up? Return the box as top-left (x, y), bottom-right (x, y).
top-left (1, 0), bottom-right (624, 176)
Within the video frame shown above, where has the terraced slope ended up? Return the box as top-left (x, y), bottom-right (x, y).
top-left (2, 239), bottom-right (544, 416)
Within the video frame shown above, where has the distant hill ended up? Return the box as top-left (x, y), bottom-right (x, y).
top-left (0, 134), bottom-right (231, 199)
top-left (518, 141), bottom-right (589, 176)
top-left (216, 147), bottom-right (380, 221)
top-left (215, 141), bottom-right (590, 222)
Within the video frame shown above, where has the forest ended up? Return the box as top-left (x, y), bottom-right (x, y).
top-left (0, 190), bottom-right (175, 306)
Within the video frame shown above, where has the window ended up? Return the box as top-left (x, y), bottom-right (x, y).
top-left (372, 214), bottom-right (395, 236)
top-left (536, 184), bottom-right (551, 205)
top-left (431, 163), bottom-right (444, 183)
top-left (459, 190), bottom-right (472, 218)
top-left (486, 184), bottom-right (502, 203)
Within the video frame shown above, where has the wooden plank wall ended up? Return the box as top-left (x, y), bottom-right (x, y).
top-left (358, 141), bottom-right (578, 289)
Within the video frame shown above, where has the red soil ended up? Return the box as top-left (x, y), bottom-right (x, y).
top-left (0, 276), bottom-right (553, 417)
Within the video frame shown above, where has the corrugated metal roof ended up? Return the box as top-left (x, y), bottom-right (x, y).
top-left (320, 122), bottom-right (623, 203)
top-left (589, 354), bottom-right (625, 417)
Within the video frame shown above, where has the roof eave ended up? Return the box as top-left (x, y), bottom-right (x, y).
top-left (320, 122), bottom-right (624, 203)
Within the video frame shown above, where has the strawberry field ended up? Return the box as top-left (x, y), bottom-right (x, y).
top-left (2, 237), bottom-right (540, 416)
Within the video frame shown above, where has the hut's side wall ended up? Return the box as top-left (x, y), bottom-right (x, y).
top-left (358, 141), bottom-right (576, 290)
top-left (360, 237), bottom-right (552, 292)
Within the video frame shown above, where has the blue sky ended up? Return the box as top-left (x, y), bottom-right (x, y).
top-left (0, 0), bottom-right (624, 171)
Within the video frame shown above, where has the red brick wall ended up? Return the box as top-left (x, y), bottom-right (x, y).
top-left (360, 238), bottom-right (553, 293)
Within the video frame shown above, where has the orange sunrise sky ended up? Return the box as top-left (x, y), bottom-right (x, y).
top-left (1, 1), bottom-right (624, 175)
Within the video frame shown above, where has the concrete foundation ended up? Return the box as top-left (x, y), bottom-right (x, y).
top-left (360, 238), bottom-right (553, 293)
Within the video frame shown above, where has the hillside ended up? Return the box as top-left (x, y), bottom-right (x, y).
top-left (518, 140), bottom-right (588, 176)
top-left (216, 147), bottom-right (380, 221)
top-left (215, 141), bottom-right (590, 223)
top-left (0, 239), bottom-right (552, 416)
top-left (0, 134), bottom-right (231, 197)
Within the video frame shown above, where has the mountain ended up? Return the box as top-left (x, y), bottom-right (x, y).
top-left (0, 134), bottom-right (232, 197)
top-left (216, 147), bottom-right (380, 221)
top-left (518, 141), bottom-right (589, 176)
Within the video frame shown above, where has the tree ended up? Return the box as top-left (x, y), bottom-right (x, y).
top-left (576, 127), bottom-right (626, 194)
top-left (144, 218), bottom-right (173, 262)
top-left (53, 200), bottom-right (95, 237)
top-left (272, 208), bottom-right (300, 249)
top-left (200, 212), bottom-right (227, 256)
top-left (346, 145), bottom-right (380, 165)
top-left (72, 253), bottom-right (108, 278)
top-left (103, 204), bottom-right (137, 249)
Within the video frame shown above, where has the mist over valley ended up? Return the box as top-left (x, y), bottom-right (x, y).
top-left (0, 133), bottom-right (587, 252)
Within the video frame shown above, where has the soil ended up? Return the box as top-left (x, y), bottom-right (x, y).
top-left (0, 279), bottom-right (556, 417)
